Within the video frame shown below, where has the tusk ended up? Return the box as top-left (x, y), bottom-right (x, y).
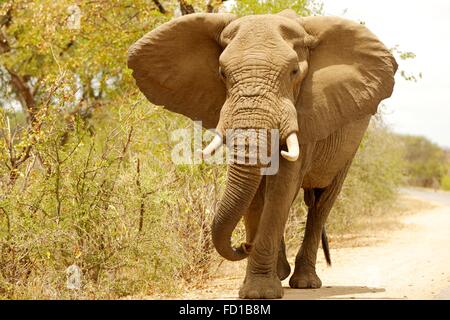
top-left (281, 132), bottom-right (299, 162)
top-left (198, 133), bottom-right (223, 159)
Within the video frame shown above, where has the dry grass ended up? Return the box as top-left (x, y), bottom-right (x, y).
top-left (329, 195), bottom-right (436, 248)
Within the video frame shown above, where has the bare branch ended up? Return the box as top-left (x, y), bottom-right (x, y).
top-left (207, 0), bottom-right (228, 13)
top-left (179, 0), bottom-right (195, 15)
top-left (0, 7), bottom-right (12, 29)
top-left (0, 30), bottom-right (10, 54)
top-left (6, 67), bottom-right (37, 125)
top-left (136, 158), bottom-right (145, 233)
top-left (152, 0), bottom-right (167, 14)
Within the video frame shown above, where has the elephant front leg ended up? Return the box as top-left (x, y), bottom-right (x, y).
top-left (243, 177), bottom-right (265, 245)
top-left (239, 161), bottom-right (302, 299)
top-left (290, 161), bottom-right (351, 289)
top-left (239, 210), bottom-right (289, 299)
top-left (244, 178), bottom-right (291, 282)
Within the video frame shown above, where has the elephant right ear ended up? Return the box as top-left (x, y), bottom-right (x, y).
top-left (128, 13), bottom-right (236, 129)
top-left (295, 16), bottom-right (398, 143)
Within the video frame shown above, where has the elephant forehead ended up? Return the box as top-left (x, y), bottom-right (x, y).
top-left (219, 16), bottom-right (301, 69)
top-left (221, 14), bottom-right (307, 46)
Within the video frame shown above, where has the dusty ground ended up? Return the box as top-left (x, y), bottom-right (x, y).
top-left (148, 188), bottom-right (450, 300)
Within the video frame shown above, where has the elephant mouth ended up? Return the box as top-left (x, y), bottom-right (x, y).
top-left (239, 93), bottom-right (260, 98)
top-left (200, 130), bottom-right (299, 164)
top-left (202, 95), bottom-right (300, 165)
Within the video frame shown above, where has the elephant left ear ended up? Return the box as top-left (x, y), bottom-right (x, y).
top-left (128, 13), bottom-right (236, 129)
top-left (282, 12), bottom-right (398, 143)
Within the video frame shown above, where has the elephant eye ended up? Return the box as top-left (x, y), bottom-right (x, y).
top-left (292, 67), bottom-right (299, 76)
top-left (219, 67), bottom-right (226, 80)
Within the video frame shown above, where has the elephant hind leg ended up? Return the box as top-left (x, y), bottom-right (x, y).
top-left (303, 188), bottom-right (331, 265)
top-left (290, 160), bottom-right (352, 289)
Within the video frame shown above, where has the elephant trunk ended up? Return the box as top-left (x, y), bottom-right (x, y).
top-left (212, 164), bottom-right (262, 261)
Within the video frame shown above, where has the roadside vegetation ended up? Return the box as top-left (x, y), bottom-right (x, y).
top-left (0, 0), bottom-right (446, 299)
top-left (399, 135), bottom-right (450, 190)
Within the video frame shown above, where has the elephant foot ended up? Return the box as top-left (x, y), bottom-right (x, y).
top-left (276, 255), bottom-right (291, 281)
top-left (239, 274), bottom-right (283, 299)
top-left (289, 269), bottom-right (322, 289)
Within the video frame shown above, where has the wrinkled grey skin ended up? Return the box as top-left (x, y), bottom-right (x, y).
top-left (128, 10), bottom-right (397, 299)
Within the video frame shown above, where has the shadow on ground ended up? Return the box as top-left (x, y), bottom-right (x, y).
top-left (281, 286), bottom-right (386, 300)
top-left (208, 286), bottom-right (388, 300)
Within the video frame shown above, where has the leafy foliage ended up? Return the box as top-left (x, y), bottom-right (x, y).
top-left (399, 135), bottom-right (448, 188)
top-left (441, 174), bottom-right (450, 191)
top-left (231, 0), bottom-right (323, 16)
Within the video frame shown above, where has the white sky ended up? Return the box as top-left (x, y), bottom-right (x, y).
top-left (320, 0), bottom-right (450, 148)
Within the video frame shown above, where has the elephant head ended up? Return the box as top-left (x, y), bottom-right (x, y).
top-left (128, 10), bottom-right (397, 261)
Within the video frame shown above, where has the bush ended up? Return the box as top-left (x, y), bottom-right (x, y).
top-left (400, 135), bottom-right (447, 188)
top-left (0, 93), bottom-right (229, 298)
top-left (442, 175), bottom-right (450, 191)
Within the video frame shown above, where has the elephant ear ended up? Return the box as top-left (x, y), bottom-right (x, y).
top-left (295, 16), bottom-right (398, 142)
top-left (128, 13), bottom-right (236, 129)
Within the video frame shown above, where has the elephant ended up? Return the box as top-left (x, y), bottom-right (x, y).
top-left (128, 9), bottom-right (397, 299)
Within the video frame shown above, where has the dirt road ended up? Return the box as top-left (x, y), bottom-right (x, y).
top-left (182, 188), bottom-right (450, 300)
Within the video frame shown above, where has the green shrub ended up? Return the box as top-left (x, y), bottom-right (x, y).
top-left (441, 175), bottom-right (450, 191)
top-left (400, 135), bottom-right (447, 188)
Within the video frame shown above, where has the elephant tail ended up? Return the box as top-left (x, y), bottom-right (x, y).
top-left (322, 226), bottom-right (332, 266)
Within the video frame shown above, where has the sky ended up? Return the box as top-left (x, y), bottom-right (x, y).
top-left (320, 0), bottom-right (450, 148)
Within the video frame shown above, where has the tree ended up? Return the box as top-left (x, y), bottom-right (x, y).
top-left (0, 0), bottom-right (234, 298)
top-left (400, 135), bottom-right (447, 188)
top-left (231, 0), bottom-right (322, 16)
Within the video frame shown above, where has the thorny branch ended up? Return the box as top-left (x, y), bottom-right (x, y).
top-left (179, 0), bottom-right (195, 15)
top-left (207, 0), bottom-right (229, 13)
top-left (152, 0), bottom-right (167, 14)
